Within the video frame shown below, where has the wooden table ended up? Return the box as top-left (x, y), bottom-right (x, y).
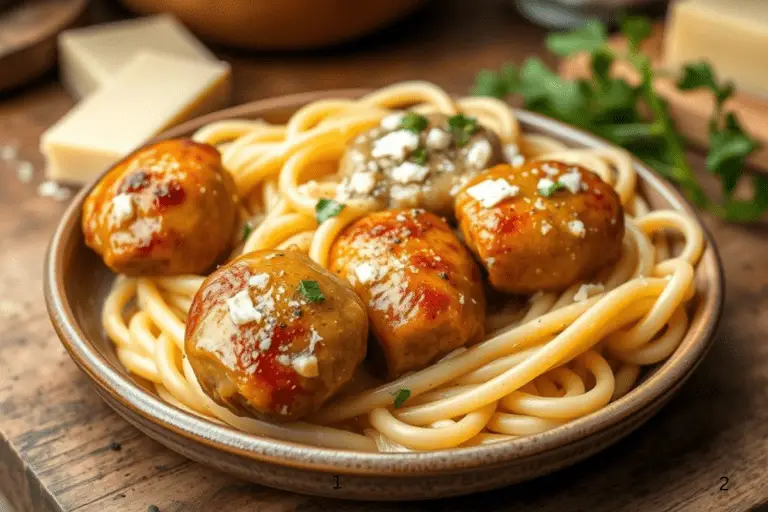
top-left (1, 1), bottom-right (767, 511)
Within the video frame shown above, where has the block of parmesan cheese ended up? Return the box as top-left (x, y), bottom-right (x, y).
top-left (664, 0), bottom-right (768, 96)
top-left (41, 51), bottom-right (230, 183)
top-left (59, 14), bottom-right (217, 99)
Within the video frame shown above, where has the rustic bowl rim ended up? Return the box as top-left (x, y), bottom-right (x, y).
top-left (44, 89), bottom-right (724, 476)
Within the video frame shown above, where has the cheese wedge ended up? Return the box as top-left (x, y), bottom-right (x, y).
top-left (664, 0), bottom-right (768, 97)
top-left (59, 14), bottom-right (217, 99)
top-left (41, 51), bottom-right (230, 183)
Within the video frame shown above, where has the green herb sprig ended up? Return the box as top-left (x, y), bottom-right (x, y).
top-left (472, 17), bottom-right (767, 222)
top-left (298, 280), bottom-right (325, 303)
top-left (315, 198), bottom-right (345, 224)
top-left (448, 114), bottom-right (479, 147)
top-left (400, 112), bottom-right (429, 133)
top-left (392, 388), bottom-right (411, 408)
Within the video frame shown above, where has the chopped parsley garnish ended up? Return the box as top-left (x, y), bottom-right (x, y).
top-left (447, 114), bottom-right (478, 147)
top-left (392, 388), bottom-right (411, 408)
top-left (540, 182), bottom-right (567, 197)
top-left (411, 147), bottom-right (428, 165)
top-left (241, 222), bottom-right (253, 242)
top-left (298, 280), bottom-right (325, 303)
top-left (471, 16), bottom-right (766, 222)
top-left (315, 198), bottom-right (345, 223)
top-left (399, 112), bottom-right (429, 133)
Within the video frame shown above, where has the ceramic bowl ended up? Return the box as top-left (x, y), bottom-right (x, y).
top-left (117, 0), bottom-right (427, 50)
top-left (44, 89), bottom-right (724, 500)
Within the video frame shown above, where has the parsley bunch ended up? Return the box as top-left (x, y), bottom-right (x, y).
top-left (473, 17), bottom-right (767, 222)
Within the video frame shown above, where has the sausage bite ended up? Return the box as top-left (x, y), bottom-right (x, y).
top-left (455, 161), bottom-right (624, 294)
top-left (185, 250), bottom-right (368, 421)
top-left (82, 139), bottom-right (238, 276)
top-left (337, 112), bottom-right (505, 217)
top-left (330, 209), bottom-right (485, 378)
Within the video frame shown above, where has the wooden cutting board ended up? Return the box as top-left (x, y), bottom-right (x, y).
top-left (0, 0), bottom-right (89, 92)
top-left (560, 23), bottom-right (768, 174)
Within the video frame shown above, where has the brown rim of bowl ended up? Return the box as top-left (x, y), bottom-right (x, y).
top-left (43, 89), bottom-right (724, 476)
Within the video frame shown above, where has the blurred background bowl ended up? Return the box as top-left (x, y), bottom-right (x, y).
top-left (117, 0), bottom-right (428, 50)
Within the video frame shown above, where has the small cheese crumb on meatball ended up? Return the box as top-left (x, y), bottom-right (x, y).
top-left (82, 139), bottom-right (238, 276)
top-left (455, 161), bottom-right (625, 294)
top-left (185, 250), bottom-right (368, 422)
top-left (337, 112), bottom-right (505, 217)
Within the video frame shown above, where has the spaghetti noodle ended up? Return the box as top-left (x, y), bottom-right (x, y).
top-left (101, 81), bottom-right (704, 452)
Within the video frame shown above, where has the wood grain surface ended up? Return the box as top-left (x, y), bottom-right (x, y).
top-left (0, 1), bottom-right (767, 511)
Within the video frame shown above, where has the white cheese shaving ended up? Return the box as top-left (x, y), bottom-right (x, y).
top-left (511, 155), bottom-right (525, 167)
top-left (466, 139), bottom-right (492, 169)
top-left (503, 144), bottom-right (519, 163)
top-left (355, 263), bottom-right (376, 284)
top-left (349, 172), bottom-right (377, 195)
top-left (110, 194), bottom-right (134, 225)
top-left (292, 354), bottom-right (319, 378)
top-left (371, 130), bottom-right (419, 161)
top-left (558, 171), bottom-right (582, 194)
top-left (568, 220), bottom-right (586, 237)
top-left (426, 127), bottom-right (451, 150)
top-left (391, 161), bottom-right (430, 184)
top-left (380, 112), bottom-right (405, 131)
top-left (248, 273), bottom-right (270, 289)
top-left (537, 178), bottom-right (555, 195)
top-left (466, 178), bottom-right (520, 208)
top-left (540, 221), bottom-right (552, 235)
top-left (573, 283), bottom-right (605, 302)
top-left (226, 290), bottom-right (262, 325)
top-left (534, 198), bottom-right (546, 211)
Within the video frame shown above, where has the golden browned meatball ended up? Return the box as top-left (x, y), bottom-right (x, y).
top-left (455, 161), bottom-right (624, 294)
top-left (330, 209), bottom-right (485, 378)
top-left (185, 250), bottom-right (368, 422)
top-left (82, 139), bottom-right (238, 276)
top-left (337, 112), bottom-right (505, 217)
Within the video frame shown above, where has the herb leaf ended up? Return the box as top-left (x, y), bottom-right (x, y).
top-left (392, 388), bottom-right (411, 409)
top-left (620, 16), bottom-right (652, 51)
top-left (447, 114), bottom-right (479, 147)
top-left (411, 147), bottom-right (428, 165)
top-left (547, 19), bottom-right (606, 57)
top-left (298, 280), bottom-right (324, 303)
top-left (540, 181), bottom-right (567, 197)
top-left (677, 61), bottom-right (735, 108)
top-left (471, 65), bottom-right (519, 99)
top-left (400, 112), bottom-right (429, 133)
top-left (315, 198), bottom-right (345, 223)
top-left (242, 222), bottom-right (253, 242)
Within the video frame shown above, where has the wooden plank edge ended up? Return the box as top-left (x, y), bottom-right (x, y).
top-left (0, 432), bottom-right (65, 512)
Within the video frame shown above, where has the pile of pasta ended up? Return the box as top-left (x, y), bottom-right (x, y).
top-left (103, 82), bottom-right (704, 452)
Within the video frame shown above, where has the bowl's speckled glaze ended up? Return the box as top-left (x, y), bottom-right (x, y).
top-left (44, 90), bottom-right (723, 500)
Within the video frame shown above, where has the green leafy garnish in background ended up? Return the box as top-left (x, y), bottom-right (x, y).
top-left (472, 16), bottom-right (767, 222)
top-left (315, 198), bottom-right (345, 223)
